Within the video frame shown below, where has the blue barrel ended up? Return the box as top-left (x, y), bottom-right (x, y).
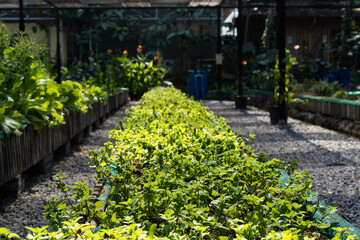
top-left (338, 69), bottom-right (351, 88)
top-left (188, 70), bottom-right (207, 100)
top-left (326, 69), bottom-right (350, 88)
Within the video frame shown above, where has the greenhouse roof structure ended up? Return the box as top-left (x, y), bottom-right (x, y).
top-left (1, 0), bottom-right (360, 9)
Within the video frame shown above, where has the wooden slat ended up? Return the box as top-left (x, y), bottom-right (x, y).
top-left (99, 102), bottom-right (107, 118)
top-left (70, 113), bottom-right (81, 138)
top-left (1, 98), bottom-right (126, 187)
top-left (0, 139), bottom-right (4, 185)
top-left (22, 126), bottom-right (33, 170)
top-left (92, 102), bottom-right (100, 124)
top-left (2, 135), bottom-right (16, 185)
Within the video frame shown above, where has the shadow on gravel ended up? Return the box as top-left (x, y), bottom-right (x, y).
top-left (205, 101), bottom-right (359, 167)
top-left (274, 125), bottom-right (358, 166)
top-left (82, 136), bottom-right (114, 147)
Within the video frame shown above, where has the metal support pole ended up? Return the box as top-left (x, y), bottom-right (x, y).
top-left (216, 7), bottom-right (222, 91)
top-left (236, 0), bottom-right (244, 96)
top-left (276, 0), bottom-right (286, 107)
top-left (56, 8), bottom-right (61, 83)
top-left (19, 0), bottom-right (25, 32)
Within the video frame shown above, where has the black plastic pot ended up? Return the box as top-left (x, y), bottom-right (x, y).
top-left (268, 105), bottom-right (289, 124)
top-left (235, 96), bottom-right (248, 109)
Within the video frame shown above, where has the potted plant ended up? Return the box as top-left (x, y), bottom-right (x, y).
top-left (235, 79), bottom-right (249, 109)
top-left (235, 88), bottom-right (249, 109)
top-left (269, 67), bottom-right (307, 124)
top-left (269, 87), bottom-right (291, 124)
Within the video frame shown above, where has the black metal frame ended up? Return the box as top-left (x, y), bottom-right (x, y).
top-left (7, 0), bottom-right (356, 109)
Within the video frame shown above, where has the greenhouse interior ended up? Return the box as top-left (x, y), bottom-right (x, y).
top-left (0, 0), bottom-right (360, 239)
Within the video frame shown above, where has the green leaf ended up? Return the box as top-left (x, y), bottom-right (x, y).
top-left (94, 201), bottom-right (104, 210)
top-left (148, 223), bottom-right (157, 237)
top-left (0, 228), bottom-right (9, 236)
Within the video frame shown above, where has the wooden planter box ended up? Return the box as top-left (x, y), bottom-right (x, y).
top-left (0, 125), bottom-right (52, 186)
top-left (52, 114), bottom-right (71, 150)
top-left (249, 91), bottom-right (360, 122)
top-left (107, 96), bottom-right (115, 114)
top-left (91, 102), bottom-right (100, 124)
top-left (32, 126), bottom-right (53, 165)
top-left (86, 107), bottom-right (93, 127)
top-left (294, 96), bottom-right (360, 121)
top-left (1, 130), bottom-right (31, 185)
top-left (123, 90), bottom-right (129, 105)
top-left (115, 91), bottom-right (122, 110)
top-left (0, 89), bottom-right (130, 188)
top-left (99, 101), bottom-right (108, 118)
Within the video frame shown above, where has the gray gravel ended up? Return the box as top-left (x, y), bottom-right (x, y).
top-left (0, 102), bottom-right (136, 238)
top-left (203, 100), bottom-right (360, 228)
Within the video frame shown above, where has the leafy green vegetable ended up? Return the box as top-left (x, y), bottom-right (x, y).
top-left (43, 87), bottom-right (353, 239)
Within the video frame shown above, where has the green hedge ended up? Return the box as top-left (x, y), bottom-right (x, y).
top-left (11, 87), bottom-right (355, 239)
top-left (0, 25), bottom-right (108, 136)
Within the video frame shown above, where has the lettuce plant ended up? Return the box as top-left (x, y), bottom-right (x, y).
top-left (0, 27), bottom-right (64, 134)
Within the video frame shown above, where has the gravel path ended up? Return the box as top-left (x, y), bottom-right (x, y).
top-left (1, 100), bottom-right (360, 237)
top-left (0, 102), bottom-right (136, 238)
top-left (203, 100), bottom-right (360, 228)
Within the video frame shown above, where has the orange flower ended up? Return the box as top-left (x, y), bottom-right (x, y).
top-left (107, 49), bottom-right (112, 54)
top-left (155, 68), bottom-right (159, 71)
top-left (137, 45), bottom-right (142, 53)
top-left (242, 60), bottom-right (247, 65)
top-left (123, 50), bottom-right (128, 55)
top-left (155, 50), bottom-right (163, 61)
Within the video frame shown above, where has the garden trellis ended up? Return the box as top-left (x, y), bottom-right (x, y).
top-left (1, 0), bottom-right (359, 111)
top-left (1, 1), bottom-right (360, 238)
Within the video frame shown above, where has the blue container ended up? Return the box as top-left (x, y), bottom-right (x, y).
top-left (326, 69), bottom-right (351, 88)
top-left (188, 70), bottom-right (207, 100)
top-left (338, 69), bottom-right (351, 88)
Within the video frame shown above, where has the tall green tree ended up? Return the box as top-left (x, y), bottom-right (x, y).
top-left (339, 0), bottom-right (358, 70)
top-left (261, 8), bottom-right (276, 52)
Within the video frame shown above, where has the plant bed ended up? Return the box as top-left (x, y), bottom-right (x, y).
top-left (248, 90), bottom-right (360, 139)
top-left (0, 89), bottom-right (129, 192)
top-left (294, 95), bottom-right (360, 122)
top-left (34, 87), bottom-right (359, 239)
top-left (248, 90), bottom-right (360, 122)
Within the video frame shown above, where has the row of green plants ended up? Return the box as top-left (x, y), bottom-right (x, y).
top-left (0, 24), bottom-right (166, 136)
top-left (3, 86), bottom-right (355, 239)
top-left (84, 47), bottom-right (168, 99)
top-left (242, 48), bottom-right (359, 102)
top-left (0, 25), bottom-right (103, 136)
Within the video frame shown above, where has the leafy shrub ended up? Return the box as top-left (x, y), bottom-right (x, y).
top-left (0, 24), bottom-right (118, 135)
top-left (86, 47), bottom-right (168, 99)
top-left (57, 80), bottom-right (88, 113)
top-left (0, 26), bottom-right (64, 134)
top-left (332, 89), bottom-right (349, 99)
top-left (36, 87), bottom-right (353, 239)
top-left (115, 53), bottom-right (167, 99)
top-left (82, 83), bottom-right (107, 105)
top-left (310, 80), bottom-right (341, 96)
top-left (291, 78), bottom-right (317, 94)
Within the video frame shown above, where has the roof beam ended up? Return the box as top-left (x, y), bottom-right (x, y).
top-left (45, 0), bottom-right (86, 8)
top-left (0, 0), bottom-right (17, 8)
top-left (121, 0), bottom-right (151, 7)
top-left (189, 0), bottom-right (222, 7)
